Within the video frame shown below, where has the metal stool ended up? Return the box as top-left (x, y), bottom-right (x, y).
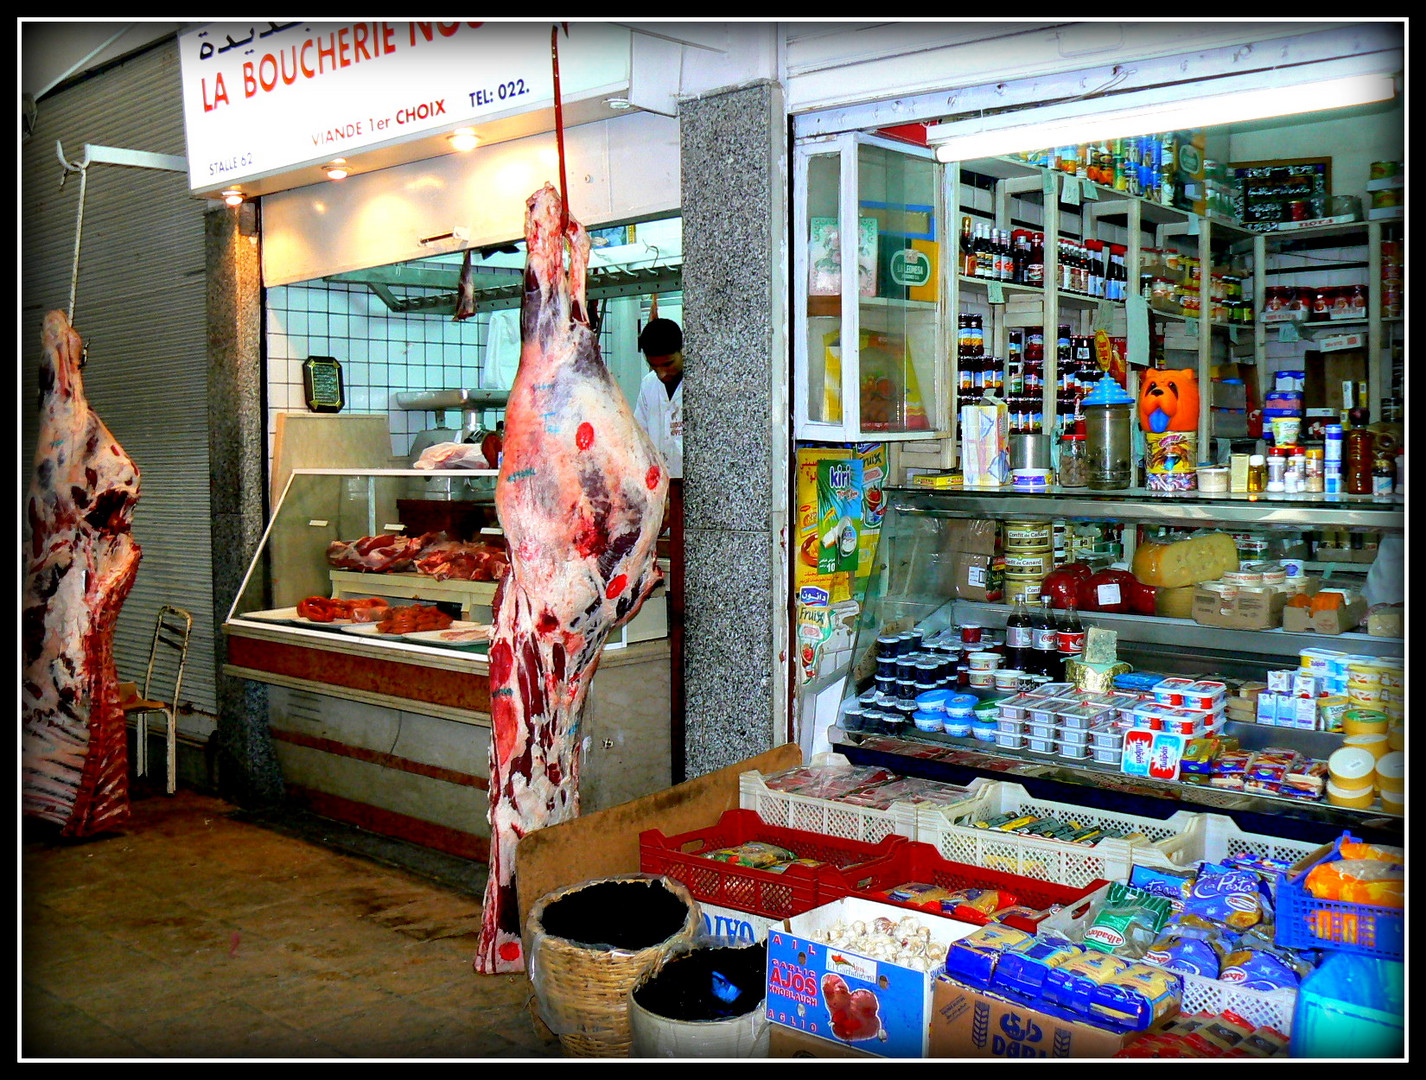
top-left (121, 605), bottom-right (193, 794)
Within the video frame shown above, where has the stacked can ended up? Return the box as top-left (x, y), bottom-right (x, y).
top-left (1381, 232), bottom-right (1403, 318)
top-left (1003, 520), bottom-right (1054, 605)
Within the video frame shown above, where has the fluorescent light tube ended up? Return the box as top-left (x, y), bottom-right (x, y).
top-left (930, 73), bottom-right (1395, 162)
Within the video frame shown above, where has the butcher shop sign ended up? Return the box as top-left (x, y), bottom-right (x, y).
top-left (178, 21), bottom-right (632, 198)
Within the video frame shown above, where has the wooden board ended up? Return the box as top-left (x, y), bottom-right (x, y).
top-left (513, 742), bottom-right (804, 935)
top-left (271, 412), bottom-right (397, 505)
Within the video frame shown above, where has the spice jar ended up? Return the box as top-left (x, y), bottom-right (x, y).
top-left (1305, 448), bottom-right (1325, 492)
top-left (1266, 447), bottom-right (1288, 492)
top-left (1080, 378), bottom-right (1135, 490)
top-left (1058, 433), bottom-right (1090, 487)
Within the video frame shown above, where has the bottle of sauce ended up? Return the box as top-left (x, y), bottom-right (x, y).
top-left (1247, 454), bottom-right (1268, 493)
top-left (1345, 420), bottom-right (1375, 495)
top-left (1372, 451), bottom-right (1395, 495)
top-left (960, 216), bottom-right (975, 277)
top-left (1027, 233), bottom-right (1045, 286)
top-left (1005, 595), bottom-right (1035, 673)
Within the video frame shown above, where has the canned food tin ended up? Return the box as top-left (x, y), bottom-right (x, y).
top-left (1370, 160), bottom-right (1401, 180)
top-left (1004, 549), bottom-right (1055, 576)
top-left (1004, 576), bottom-right (1044, 605)
top-left (1004, 520), bottom-right (1054, 548)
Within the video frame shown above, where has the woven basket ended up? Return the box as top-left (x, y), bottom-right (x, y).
top-left (525, 875), bottom-right (701, 1058)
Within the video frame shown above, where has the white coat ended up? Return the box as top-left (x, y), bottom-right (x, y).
top-left (633, 370), bottom-right (683, 479)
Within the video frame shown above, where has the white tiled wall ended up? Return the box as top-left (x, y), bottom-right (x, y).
top-left (265, 278), bottom-right (656, 467)
top-left (266, 279), bottom-right (493, 463)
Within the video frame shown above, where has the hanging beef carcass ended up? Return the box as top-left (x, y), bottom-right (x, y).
top-left (474, 184), bottom-right (668, 973)
top-left (22, 311), bottom-right (142, 836)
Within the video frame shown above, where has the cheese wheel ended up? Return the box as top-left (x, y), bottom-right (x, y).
top-left (1326, 779), bottom-right (1377, 809)
top-left (1387, 724), bottom-right (1404, 752)
top-left (1343, 709), bottom-right (1389, 735)
top-left (1131, 532), bottom-right (1241, 588)
top-left (1328, 746), bottom-right (1377, 791)
top-left (1380, 791), bottom-right (1403, 816)
top-left (1375, 750), bottom-right (1404, 793)
top-left (1154, 584), bottom-right (1200, 620)
top-left (1343, 733), bottom-right (1390, 761)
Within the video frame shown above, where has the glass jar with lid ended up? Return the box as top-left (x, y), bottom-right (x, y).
top-left (1058, 432), bottom-right (1090, 488)
top-left (1080, 378), bottom-right (1135, 490)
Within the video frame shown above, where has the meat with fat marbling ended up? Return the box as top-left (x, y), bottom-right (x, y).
top-left (22, 311), bottom-right (142, 836)
top-left (474, 184), bottom-right (668, 974)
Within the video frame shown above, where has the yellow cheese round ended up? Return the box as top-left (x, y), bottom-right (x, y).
top-left (1375, 750), bottom-right (1404, 794)
top-left (1342, 710), bottom-right (1389, 736)
top-left (1154, 584), bottom-right (1200, 620)
top-left (1131, 532), bottom-right (1240, 588)
top-left (1387, 725), bottom-right (1404, 752)
top-left (1326, 780), bottom-right (1376, 809)
top-left (1343, 733), bottom-right (1390, 761)
top-left (1380, 789), bottom-right (1404, 816)
top-left (1328, 746), bottom-right (1377, 791)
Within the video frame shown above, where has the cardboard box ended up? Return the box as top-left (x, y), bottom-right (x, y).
top-left (1281, 596), bottom-right (1369, 636)
top-left (699, 901), bottom-right (778, 945)
top-left (1367, 606), bottom-right (1404, 638)
top-left (769, 1025), bottom-right (877, 1058)
top-left (1313, 546), bottom-right (1377, 564)
top-left (1192, 586), bottom-right (1289, 631)
top-left (960, 401), bottom-right (1009, 487)
top-left (929, 978), bottom-right (1145, 1059)
top-left (766, 896), bottom-right (980, 1059)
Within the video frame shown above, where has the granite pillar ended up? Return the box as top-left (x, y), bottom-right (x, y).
top-left (205, 202), bottom-right (284, 807)
top-left (679, 81), bottom-right (792, 777)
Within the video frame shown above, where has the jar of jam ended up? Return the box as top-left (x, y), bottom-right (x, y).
top-left (1265, 285), bottom-right (1290, 313)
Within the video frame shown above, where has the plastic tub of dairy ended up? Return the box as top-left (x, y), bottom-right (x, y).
top-left (1023, 715), bottom-right (1054, 738)
top-left (1055, 704), bottom-right (1107, 731)
top-left (1180, 680), bottom-right (1228, 711)
top-left (995, 731), bottom-right (1026, 751)
top-left (1151, 677), bottom-right (1197, 707)
top-left (1056, 739), bottom-right (1090, 760)
top-left (996, 716), bottom-right (1027, 736)
top-left (942, 717), bottom-right (972, 738)
top-left (1055, 727), bottom-right (1091, 748)
top-left (995, 693), bottom-right (1037, 721)
top-left (1091, 744), bottom-right (1124, 766)
top-left (1027, 698), bottom-right (1071, 726)
top-left (1025, 734), bottom-right (1057, 755)
top-left (1087, 724), bottom-right (1125, 751)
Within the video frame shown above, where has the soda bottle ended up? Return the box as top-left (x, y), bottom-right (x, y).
top-left (1032, 596), bottom-right (1061, 680)
top-left (1005, 595), bottom-right (1035, 672)
top-left (1056, 603), bottom-right (1086, 674)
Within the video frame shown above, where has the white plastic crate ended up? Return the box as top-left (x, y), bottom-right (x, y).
top-left (738, 756), bottom-right (993, 846)
top-left (1152, 811), bottom-right (1324, 870)
top-left (913, 782), bottom-right (1200, 888)
top-left (1041, 883), bottom-right (1298, 1033)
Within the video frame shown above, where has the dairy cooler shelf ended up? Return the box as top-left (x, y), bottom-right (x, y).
top-left (951, 599), bottom-right (1402, 661)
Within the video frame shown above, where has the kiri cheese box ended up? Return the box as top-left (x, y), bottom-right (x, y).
top-left (766, 896), bottom-right (980, 1058)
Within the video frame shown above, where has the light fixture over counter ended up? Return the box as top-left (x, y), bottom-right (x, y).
top-left (926, 65), bottom-right (1398, 164)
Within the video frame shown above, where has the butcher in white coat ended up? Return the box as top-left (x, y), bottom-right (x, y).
top-left (633, 317), bottom-right (684, 480)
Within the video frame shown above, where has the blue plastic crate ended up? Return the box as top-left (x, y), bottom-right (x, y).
top-left (1272, 832), bottom-right (1404, 961)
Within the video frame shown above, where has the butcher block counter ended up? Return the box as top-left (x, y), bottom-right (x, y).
top-left (222, 468), bottom-right (673, 863)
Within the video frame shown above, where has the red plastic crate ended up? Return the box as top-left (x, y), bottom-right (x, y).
top-left (839, 839), bottom-right (1109, 932)
top-left (638, 808), bottom-right (909, 920)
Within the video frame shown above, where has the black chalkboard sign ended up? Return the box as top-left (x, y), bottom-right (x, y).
top-left (302, 355), bottom-right (344, 412)
top-left (1229, 157), bottom-right (1332, 232)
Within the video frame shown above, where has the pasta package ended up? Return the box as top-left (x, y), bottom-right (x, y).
top-left (700, 842), bottom-right (798, 868)
top-left (1091, 963), bottom-right (1184, 1029)
top-left (1181, 865), bottom-right (1273, 930)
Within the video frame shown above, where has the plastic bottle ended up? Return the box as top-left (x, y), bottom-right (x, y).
top-left (1345, 421), bottom-right (1375, 495)
top-left (1005, 595), bottom-right (1035, 673)
top-left (1247, 454), bottom-right (1267, 493)
top-left (1032, 596), bottom-right (1062, 680)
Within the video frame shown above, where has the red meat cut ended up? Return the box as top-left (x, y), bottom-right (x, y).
top-left (22, 311), bottom-right (143, 836)
top-left (474, 184), bottom-right (668, 974)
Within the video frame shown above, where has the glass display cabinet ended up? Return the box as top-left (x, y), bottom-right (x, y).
top-left (832, 484), bottom-right (1404, 845)
top-left (793, 133), bottom-right (950, 441)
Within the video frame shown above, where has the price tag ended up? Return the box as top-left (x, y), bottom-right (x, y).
top-left (1228, 325), bottom-right (1240, 344)
top-left (1062, 174), bottom-right (1082, 207)
top-left (1184, 317), bottom-right (1199, 337)
top-left (1096, 301), bottom-right (1113, 329)
top-left (307, 519), bottom-right (329, 527)
top-left (1080, 177), bottom-right (1098, 201)
top-left (987, 281), bottom-right (1006, 305)
top-left (1277, 323), bottom-right (1301, 343)
top-left (1041, 169), bottom-right (1058, 199)
top-left (1187, 215), bottom-right (1201, 236)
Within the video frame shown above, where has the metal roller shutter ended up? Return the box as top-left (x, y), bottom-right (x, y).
top-left (21, 37), bottom-right (218, 731)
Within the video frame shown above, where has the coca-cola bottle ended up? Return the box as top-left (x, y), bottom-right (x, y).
top-left (1056, 603), bottom-right (1086, 674)
top-left (1005, 595), bottom-right (1035, 672)
top-left (1032, 596), bottom-right (1061, 679)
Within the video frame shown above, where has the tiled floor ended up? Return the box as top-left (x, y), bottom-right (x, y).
top-left (20, 785), bottom-right (563, 1060)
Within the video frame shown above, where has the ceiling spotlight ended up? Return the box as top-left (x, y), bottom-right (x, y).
top-left (323, 159), bottom-right (350, 180)
top-left (220, 188), bottom-right (245, 207)
top-left (449, 128), bottom-right (480, 152)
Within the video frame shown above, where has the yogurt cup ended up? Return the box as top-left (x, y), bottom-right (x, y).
top-left (942, 718), bottom-right (972, 737)
top-left (967, 651), bottom-right (1001, 671)
top-left (968, 670), bottom-right (995, 689)
top-left (994, 669), bottom-right (1024, 692)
